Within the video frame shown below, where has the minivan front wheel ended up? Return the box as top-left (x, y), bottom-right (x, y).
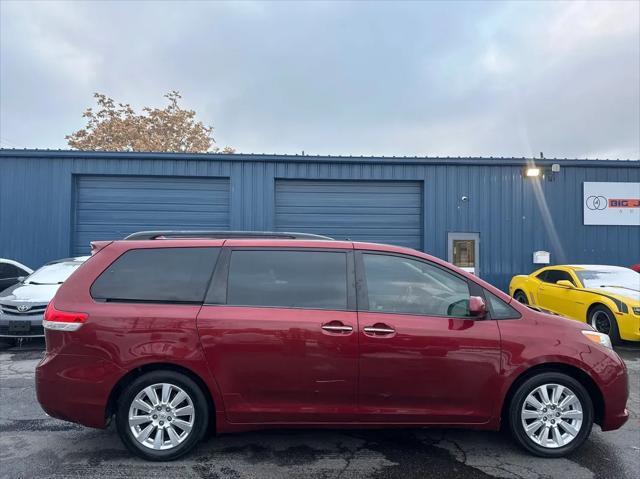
top-left (508, 372), bottom-right (593, 457)
top-left (116, 370), bottom-right (209, 461)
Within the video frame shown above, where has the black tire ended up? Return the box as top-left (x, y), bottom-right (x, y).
top-left (116, 370), bottom-right (209, 461)
top-left (514, 290), bottom-right (529, 304)
top-left (508, 372), bottom-right (593, 458)
top-left (588, 305), bottom-right (621, 345)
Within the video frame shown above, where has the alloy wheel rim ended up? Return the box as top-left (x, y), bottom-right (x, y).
top-left (128, 383), bottom-right (195, 450)
top-left (521, 383), bottom-right (583, 449)
top-left (591, 311), bottom-right (611, 335)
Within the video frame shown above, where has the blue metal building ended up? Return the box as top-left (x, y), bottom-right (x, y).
top-left (1, 149), bottom-right (638, 291)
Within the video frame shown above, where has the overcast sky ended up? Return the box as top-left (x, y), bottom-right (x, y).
top-left (1, 0), bottom-right (638, 159)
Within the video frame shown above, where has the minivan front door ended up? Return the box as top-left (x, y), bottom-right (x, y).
top-left (355, 250), bottom-right (502, 425)
top-left (197, 247), bottom-right (358, 424)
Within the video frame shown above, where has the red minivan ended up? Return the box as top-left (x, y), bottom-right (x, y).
top-left (36, 232), bottom-right (629, 461)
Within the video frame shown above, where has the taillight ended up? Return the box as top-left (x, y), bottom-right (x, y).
top-left (43, 303), bottom-right (88, 332)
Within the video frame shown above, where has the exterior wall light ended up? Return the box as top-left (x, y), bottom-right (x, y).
top-left (525, 167), bottom-right (541, 178)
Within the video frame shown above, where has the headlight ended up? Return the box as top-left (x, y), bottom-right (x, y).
top-left (582, 330), bottom-right (613, 349)
top-left (632, 306), bottom-right (640, 316)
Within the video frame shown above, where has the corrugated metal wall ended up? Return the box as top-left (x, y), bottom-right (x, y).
top-left (1, 150), bottom-right (638, 291)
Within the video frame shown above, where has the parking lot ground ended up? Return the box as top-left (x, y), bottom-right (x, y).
top-left (0, 340), bottom-right (638, 479)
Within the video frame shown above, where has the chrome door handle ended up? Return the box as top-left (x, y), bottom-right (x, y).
top-left (363, 326), bottom-right (395, 334)
top-left (322, 325), bottom-right (353, 332)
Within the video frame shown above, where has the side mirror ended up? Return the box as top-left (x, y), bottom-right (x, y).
top-left (469, 296), bottom-right (487, 318)
top-left (556, 280), bottom-right (574, 289)
top-left (16, 276), bottom-right (26, 283)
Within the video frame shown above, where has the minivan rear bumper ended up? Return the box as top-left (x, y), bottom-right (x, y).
top-left (36, 352), bottom-right (124, 428)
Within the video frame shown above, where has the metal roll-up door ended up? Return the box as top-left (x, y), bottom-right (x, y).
top-left (275, 180), bottom-right (422, 249)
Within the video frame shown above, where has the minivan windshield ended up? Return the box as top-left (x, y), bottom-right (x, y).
top-left (24, 259), bottom-right (87, 285)
top-left (575, 267), bottom-right (640, 291)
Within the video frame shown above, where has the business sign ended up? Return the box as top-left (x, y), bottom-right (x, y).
top-left (583, 182), bottom-right (640, 225)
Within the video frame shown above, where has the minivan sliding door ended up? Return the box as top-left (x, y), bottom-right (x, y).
top-left (197, 247), bottom-right (359, 424)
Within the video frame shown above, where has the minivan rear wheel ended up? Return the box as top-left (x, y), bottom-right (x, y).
top-left (508, 372), bottom-right (593, 457)
top-left (116, 370), bottom-right (208, 461)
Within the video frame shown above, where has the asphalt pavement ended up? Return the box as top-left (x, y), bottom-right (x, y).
top-left (0, 339), bottom-right (638, 479)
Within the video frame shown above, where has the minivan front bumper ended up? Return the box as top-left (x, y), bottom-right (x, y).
top-left (598, 349), bottom-right (630, 431)
top-left (36, 352), bottom-right (124, 428)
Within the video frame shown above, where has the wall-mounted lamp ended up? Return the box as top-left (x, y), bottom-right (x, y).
top-left (524, 153), bottom-right (559, 180)
top-left (525, 167), bottom-right (541, 178)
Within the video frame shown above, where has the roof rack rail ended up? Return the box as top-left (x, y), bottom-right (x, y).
top-left (123, 230), bottom-right (335, 241)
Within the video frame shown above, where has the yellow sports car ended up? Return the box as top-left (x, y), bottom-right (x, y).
top-left (509, 265), bottom-right (640, 343)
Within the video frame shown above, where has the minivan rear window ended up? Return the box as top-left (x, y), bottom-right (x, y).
top-left (226, 250), bottom-right (348, 310)
top-left (91, 247), bottom-right (219, 303)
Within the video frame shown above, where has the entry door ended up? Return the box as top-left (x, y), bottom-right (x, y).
top-left (355, 250), bottom-right (502, 424)
top-left (448, 232), bottom-right (480, 275)
top-left (197, 248), bottom-right (358, 423)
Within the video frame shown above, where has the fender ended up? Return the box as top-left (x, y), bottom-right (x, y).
top-left (583, 292), bottom-right (629, 314)
top-left (107, 354), bottom-right (226, 419)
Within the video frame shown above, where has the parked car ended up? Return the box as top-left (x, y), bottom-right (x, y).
top-left (36, 232), bottom-right (628, 461)
top-left (630, 264), bottom-right (640, 273)
top-left (0, 256), bottom-right (88, 340)
top-left (509, 265), bottom-right (640, 344)
top-left (0, 258), bottom-right (33, 292)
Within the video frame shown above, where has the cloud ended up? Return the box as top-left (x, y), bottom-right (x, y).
top-left (1, 0), bottom-right (638, 159)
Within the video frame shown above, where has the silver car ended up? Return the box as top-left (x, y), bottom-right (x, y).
top-left (0, 256), bottom-right (88, 340)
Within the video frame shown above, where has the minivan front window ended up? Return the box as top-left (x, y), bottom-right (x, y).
top-left (485, 291), bottom-right (520, 319)
top-left (24, 261), bottom-right (85, 285)
top-left (363, 253), bottom-right (471, 317)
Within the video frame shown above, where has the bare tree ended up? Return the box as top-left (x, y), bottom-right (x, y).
top-left (66, 91), bottom-right (235, 153)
